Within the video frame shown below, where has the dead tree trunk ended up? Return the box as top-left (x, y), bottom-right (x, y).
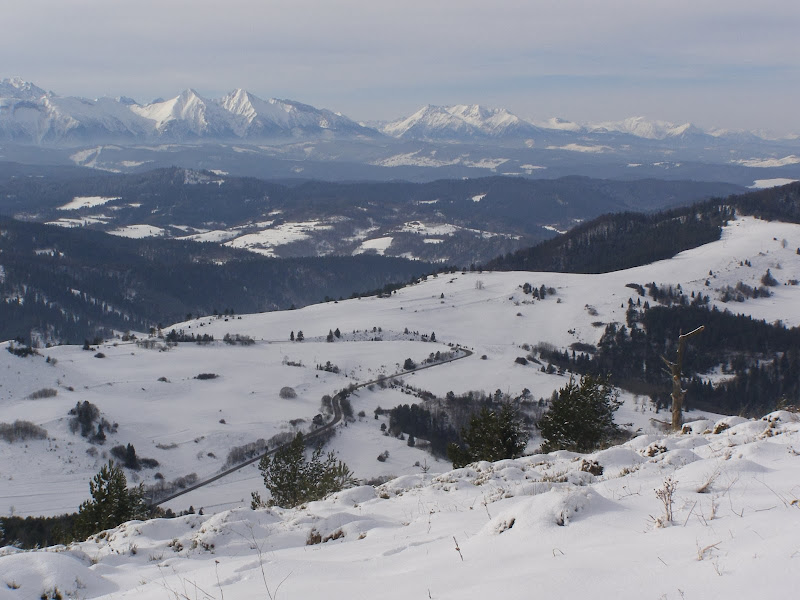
top-left (662, 325), bottom-right (705, 430)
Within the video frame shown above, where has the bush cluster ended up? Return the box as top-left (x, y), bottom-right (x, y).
top-left (0, 420), bottom-right (48, 443)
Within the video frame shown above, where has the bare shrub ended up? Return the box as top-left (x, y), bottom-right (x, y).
top-left (306, 529), bottom-right (322, 545)
top-left (322, 529), bottom-right (345, 543)
top-left (279, 386), bottom-right (297, 399)
top-left (195, 373), bottom-right (219, 380)
top-left (697, 468), bottom-right (720, 494)
top-left (580, 459), bottom-right (603, 476)
top-left (365, 475), bottom-right (394, 486)
top-left (143, 472), bottom-right (199, 502)
top-left (654, 477), bottom-right (678, 526)
top-left (27, 388), bottom-right (57, 400)
top-left (225, 438), bottom-right (268, 467)
top-left (223, 333), bottom-right (255, 346)
top-left (0, 420), bottom-right (48, 443)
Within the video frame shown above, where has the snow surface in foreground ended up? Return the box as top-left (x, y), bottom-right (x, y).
top-left (2, 412), bottom-right (799, 599)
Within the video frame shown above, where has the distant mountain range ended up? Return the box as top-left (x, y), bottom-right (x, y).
top-left (0, 77), bottom-right (375, 144)
top-left (3, 77), bottom-right (800, 187)
top-left (2, 77), bottom-right (797, 146)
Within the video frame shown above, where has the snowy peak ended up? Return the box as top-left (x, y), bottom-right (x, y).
top-left (383, 105), bottom-right (474, 138)
top-left (219, 88), bottom-right (257, 120)
top-left (131, 89), bottom-right (233, 137)
top-left (218, 89), bottom-right (375, 138)
top-left (589, 116), bottom-right (702, 140)
top-left (0, 77), bottom-right (48, 100)
top-left (383, 104), bottom-right (539, 140)
top-left (0, 80), bottom-right (376, 144)
top-left (1, 79), bottom-right (797, 147)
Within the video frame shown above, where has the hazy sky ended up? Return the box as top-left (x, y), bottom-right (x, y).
top-left (4, 0), bottom-right (800, 133)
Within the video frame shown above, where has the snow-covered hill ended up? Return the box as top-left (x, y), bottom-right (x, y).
top-left (1, 215), bottom-right (800, 596)
top-left (2, 410), bottom-right (798, 599)
top-left (1, 214), bottom-right (798, 517)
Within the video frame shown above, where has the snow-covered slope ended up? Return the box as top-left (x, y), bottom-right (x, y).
top-left (1, 215), bottom-right (800, 596)
top-left (1, 215), bottom-right (798, 516)
top-left (131, 89), bottom-right (237, 139)
top-left (0, 79), bottom-right (150, 144)
top-left (2, 411), bottom-right (798, 599)
top-left (219, 89), bottom-right (374, 138)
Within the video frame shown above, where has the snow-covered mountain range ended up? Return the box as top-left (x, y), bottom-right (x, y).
top-left (2, 77), bottom-right (797, 146)
top-left (4, 77), bottom-right (800, 187)
top-left (0, 77), bottom-right (374, 144)
top-left (382, 104), bottom-right (543, 140)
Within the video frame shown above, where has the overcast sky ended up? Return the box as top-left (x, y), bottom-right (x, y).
top-left (4, 0), bottom-right (799, 133)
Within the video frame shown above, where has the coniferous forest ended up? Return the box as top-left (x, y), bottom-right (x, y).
top-left (538, 302), bottom-right (800, 417)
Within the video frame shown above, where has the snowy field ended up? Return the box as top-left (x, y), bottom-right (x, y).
top-left (1, 412), bottom-right (798, 599)
top-left (1, 215), bottom-right (800, 598)
top-left (56, 197), bottom-right (121, 211)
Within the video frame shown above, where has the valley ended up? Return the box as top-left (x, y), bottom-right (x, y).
top-left (1, 214), bottom-right (799, 598)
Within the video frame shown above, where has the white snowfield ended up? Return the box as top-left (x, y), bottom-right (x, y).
top-left (56, 197), bottom-right (121, 211)
top-left (1, 413), bottom-right (798, 599)
top-left (1, 215), bottom-right (800, 597)
top-left (749, 178), bottom-right (798, 189)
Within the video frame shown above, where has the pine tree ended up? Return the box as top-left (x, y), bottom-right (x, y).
top-left (537, 374), bottom-right (621, 453)
top-left (255, 433), bottom-right (356, 508)
top-left (447, 403), bottom-right (527, 468)
top-left (74, 461), bottom-right (148, 539)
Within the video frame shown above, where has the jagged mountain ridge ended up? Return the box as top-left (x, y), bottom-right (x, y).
top-left (3, 78), bottom-right (798, 147)
top-left (382, 104), bottom-right (543, 140)
top-left (0, 79), bottom-right (376, 144)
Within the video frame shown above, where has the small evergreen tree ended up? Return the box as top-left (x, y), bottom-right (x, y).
top-left (447, 403), bottom-right (527, 468)
top-left (537, 374), bottom-right (621, 453)
top-left (74, 461), bottom-right (148, 539)
top-left (255, 433), bottom-right (356, 508)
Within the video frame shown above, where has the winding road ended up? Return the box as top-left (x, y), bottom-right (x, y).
top-left (149, 345), bottom-right (472, 506)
